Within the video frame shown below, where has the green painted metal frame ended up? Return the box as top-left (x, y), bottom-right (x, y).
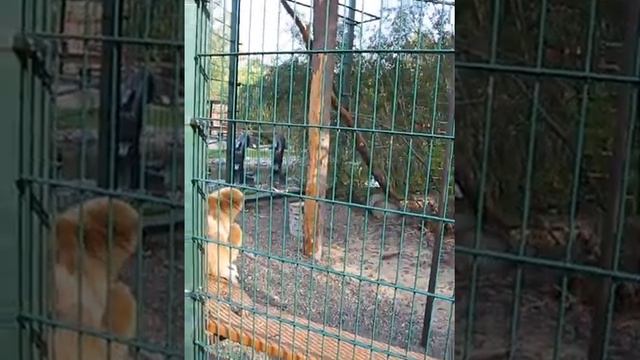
top-left (0, 0), bottom-right (24, 357)
top-left (184, 0), bottom-right (211, 358)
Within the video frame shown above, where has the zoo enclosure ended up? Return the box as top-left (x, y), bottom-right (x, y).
top-left (186, 0), bottom-right (455, 359)
top-left (13, 0), bottom-right (183, 358)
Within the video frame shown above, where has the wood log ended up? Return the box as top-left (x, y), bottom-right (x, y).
top-left (302, 0), bottom-right (338, 260)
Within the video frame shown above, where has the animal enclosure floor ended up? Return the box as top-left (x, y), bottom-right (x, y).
top-left (121, 231), bottom-right (184, 359)
top-left (215, 199), bottom-right (454, 359)
top-left (455, 273), bottom-right (640, 359)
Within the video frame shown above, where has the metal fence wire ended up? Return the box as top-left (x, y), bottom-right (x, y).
top-left (457, 1), bottom-right (640, 359)
top-left (15, 0), bottom-right (183, 358)
top-left (185, 0), bottom-right (454, 359)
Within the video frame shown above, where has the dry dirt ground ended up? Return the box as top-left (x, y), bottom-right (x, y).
top-left (211, 198), bottom-right (455, 359)
top-left (120, 230), bottom-right (184, 359)
top-left (455, 263), bottom-right (640, 360)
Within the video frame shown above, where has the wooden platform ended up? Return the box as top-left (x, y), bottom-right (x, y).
top-left (206, 276), bottom-right (432, 360)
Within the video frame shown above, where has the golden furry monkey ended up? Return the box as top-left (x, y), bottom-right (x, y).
top-left (206, 187), bottom-right (244, 284)
top-left (50, 197), bottom-right (139, 360)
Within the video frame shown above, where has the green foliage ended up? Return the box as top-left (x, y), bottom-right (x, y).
top-left (238, 58), bottom-right (266, 87)
top-left (234, 3), bottom-right (453, 200)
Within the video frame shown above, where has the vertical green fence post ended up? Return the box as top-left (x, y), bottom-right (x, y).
top-left (184, 1), bottom-right (198, 359)
top-left (339, 0), bottom-right (356, 109)
top-left (224, 0), bottom-right (241, 184)
top-left (0, 0), bottom-right (22, 357)
top-left (422, 82), bottom-right (454, 349)
top-left (98, 0), bottom-right (122, 188)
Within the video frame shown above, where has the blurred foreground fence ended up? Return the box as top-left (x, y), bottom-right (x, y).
top-left (456, 1), bottom-right (640, 359)
top-left (13, 0), bottom-right (183, 358)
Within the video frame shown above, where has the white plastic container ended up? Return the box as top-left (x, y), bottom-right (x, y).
top-left (288, 201), bottom-right (304, 239)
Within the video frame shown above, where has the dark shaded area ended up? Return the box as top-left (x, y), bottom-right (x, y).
top-left (456, 0), bottom-right (640, 358)
top-left (118, 68), bottom-right (156, 190)
top-left (233, 132), bottom-right (251, 184)
top-left (272, 133), bottom-right (287, 183)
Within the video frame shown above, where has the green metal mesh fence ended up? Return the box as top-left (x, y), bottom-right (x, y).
top-left (457, 1), bottom-right (640, 359)
top-left (15, 0), bottom-right (183, 358)
top-left (185, 0), bottom-right (454, 359)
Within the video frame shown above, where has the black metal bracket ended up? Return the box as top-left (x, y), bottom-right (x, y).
top-left (16, 315), bottom-right (48, 358)
top-left (31, 326), bottom-right (48, 357)
top-left (12, 33), bottom-right (56, 90)
top-left (190, 117), bottom-right (210, 140)
top-left (186, 289), bottom-right (207, 303)
top-left (15, 178), bottom-right (51, 229)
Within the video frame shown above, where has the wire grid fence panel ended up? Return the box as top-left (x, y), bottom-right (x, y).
top-left (456, 1), bottom-right (640, 359)
top-left (16, 0), bottom-right (184, 358)
top-left (186, 0), bottom-right (454, 359)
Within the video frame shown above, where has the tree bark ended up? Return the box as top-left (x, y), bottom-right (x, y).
top-left (280, 0), bottom-right (403, 203)
top-left (303, 0), bottom-right (338, 260)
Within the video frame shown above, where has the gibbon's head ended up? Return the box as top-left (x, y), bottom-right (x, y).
top-left (54, 197), bottom-right (140, 274)
top-left (207, 187), bottom-right (244, 244)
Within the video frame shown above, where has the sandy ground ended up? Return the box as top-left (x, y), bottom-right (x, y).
top-left (210, 197), bottom-right (455, 359)
top-left (454, 202), bottom-right (640, 360)
top-left (455, 248), bottom-right (640, 359)
top-left (120, 230), bottom-right (184, 359)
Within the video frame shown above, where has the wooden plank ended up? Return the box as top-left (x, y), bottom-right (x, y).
top-left (206, 276), bottom-right (431, 360)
